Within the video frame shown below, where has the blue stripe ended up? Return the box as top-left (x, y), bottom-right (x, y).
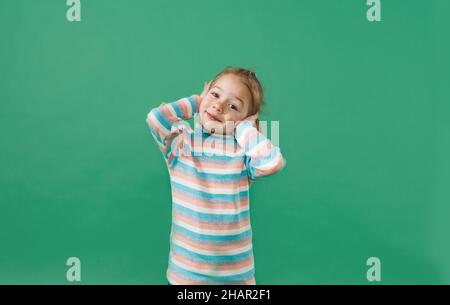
top-left (148, 125), bottom-right (163, 145)
top-left (246, 158), bottom-right (258, 179)
top-left (151, 108), bottom-right (171, 131)
top-left (187, 95), bottom-right (198, 113)
top-left (172, 223), bottom-right (252, 241)
top-left (172, 181), bottom-right (249, 201)
top-left (175, 250), bottom-right (250, 266)
top-left (173, 202), bottom-right (250, 221)
top-left (166, 134), bottom-right (181, 158)
top-left (171, 243), bottom-right (252, 262)
top-left (170, 101), bottom-right (184, 118)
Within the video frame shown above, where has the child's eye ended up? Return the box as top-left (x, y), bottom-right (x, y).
top-left (228, 104), bottom-right (237, 110)
top-left (211, 92), bottom-right (219, 98)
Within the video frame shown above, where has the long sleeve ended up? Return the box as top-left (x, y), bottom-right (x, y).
top-left (235, 120), bottom-right (286, 180)
top-left (146, 95), bottom-right (201, 166)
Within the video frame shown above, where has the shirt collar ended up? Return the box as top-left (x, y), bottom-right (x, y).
top-left (193, 113), bottom-right (235, 139)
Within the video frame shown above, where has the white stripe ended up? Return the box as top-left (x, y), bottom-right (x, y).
top-left (182, 97), bottom-right (194, 118)
top-left (167, 102), bottom-right (180, 118)
top-left (171, 256), bottom-right (254, 277)
top-left (173, 198), bottom-right (249, 215)
top-left (171, 175), bottom-right (248, 195)
top-left (236, 125), bottom-right (257, 145)
top-left (247, 139), bottom-right (271, 157)
top-left (173, 218), bottom-right (251, 235)
top-left (252, 150), bottom-right (282, 170)
top-left (236, 124), bottom-right (251, 142)
top-left (172, 238), bottom-right (252, 256)
top-left (167, 272), bottom-right (182, 285)
top-left (171, 120), bottom-right (191, 133)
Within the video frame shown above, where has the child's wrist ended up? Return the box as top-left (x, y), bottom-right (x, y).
top-left (234, 120), bottom-right (256, 138)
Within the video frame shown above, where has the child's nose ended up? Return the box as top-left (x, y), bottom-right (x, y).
top-left (212, 102), bottom-right (225, 113)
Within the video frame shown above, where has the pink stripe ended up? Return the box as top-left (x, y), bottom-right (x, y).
top-left (172, 191), bottom-right (249, 210)
top-left (173, 213), bottom-right (249, 231)
top-left (167, 268), bottom-right (201, 285)
top-left (249, 140), bottom-right (273, 158)
top-left (161, 103), bottom-right (177, 124)
top-left (172, 231), bottom-right (251, 252)
top-left (179, 98), bottom-right (189, 118)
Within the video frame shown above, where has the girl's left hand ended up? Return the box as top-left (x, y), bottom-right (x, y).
top-left (233, 112), bottom-right (259, 134)
top-left (243, 112), bottom-right (259, 124)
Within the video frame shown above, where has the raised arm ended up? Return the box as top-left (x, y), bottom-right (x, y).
top-left (235, 120), bottom-right (286, 180)
top-left (146, 95), bottom-right (201, 165)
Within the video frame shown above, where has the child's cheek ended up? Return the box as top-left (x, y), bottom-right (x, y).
top-left (199, 100), bottom-right (210, 113)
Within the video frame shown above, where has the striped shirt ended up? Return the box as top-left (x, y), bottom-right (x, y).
top-left (146, 95), bottom-right (286, 285)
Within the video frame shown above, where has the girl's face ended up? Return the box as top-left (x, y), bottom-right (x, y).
top-left (199, 74), bottom-right (252, 135)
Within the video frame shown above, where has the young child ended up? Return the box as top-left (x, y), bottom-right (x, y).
top-left (146, 67), bottom-right (286, 285)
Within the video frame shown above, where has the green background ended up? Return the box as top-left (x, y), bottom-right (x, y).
top-left (1, 0), bottom-right (449, 284)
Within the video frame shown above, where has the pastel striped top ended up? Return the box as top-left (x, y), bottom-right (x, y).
top-left (145, 95), bottom-right (286, 285)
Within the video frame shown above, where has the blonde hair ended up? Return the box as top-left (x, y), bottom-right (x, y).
top-left (209, 66), bottom-right (264, 131)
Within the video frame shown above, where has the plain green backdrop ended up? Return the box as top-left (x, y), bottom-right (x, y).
top-left (1, 0), bottom-right (449, 284)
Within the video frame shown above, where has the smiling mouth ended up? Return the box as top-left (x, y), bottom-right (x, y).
top-left (206, 112), bottom-right (222, 123)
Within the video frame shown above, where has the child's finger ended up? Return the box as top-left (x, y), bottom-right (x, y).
top-left (247, 112), bottom-right (258, 121)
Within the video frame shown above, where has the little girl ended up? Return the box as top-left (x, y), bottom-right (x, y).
top-left (146, 66), bottom-right (286, 285)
